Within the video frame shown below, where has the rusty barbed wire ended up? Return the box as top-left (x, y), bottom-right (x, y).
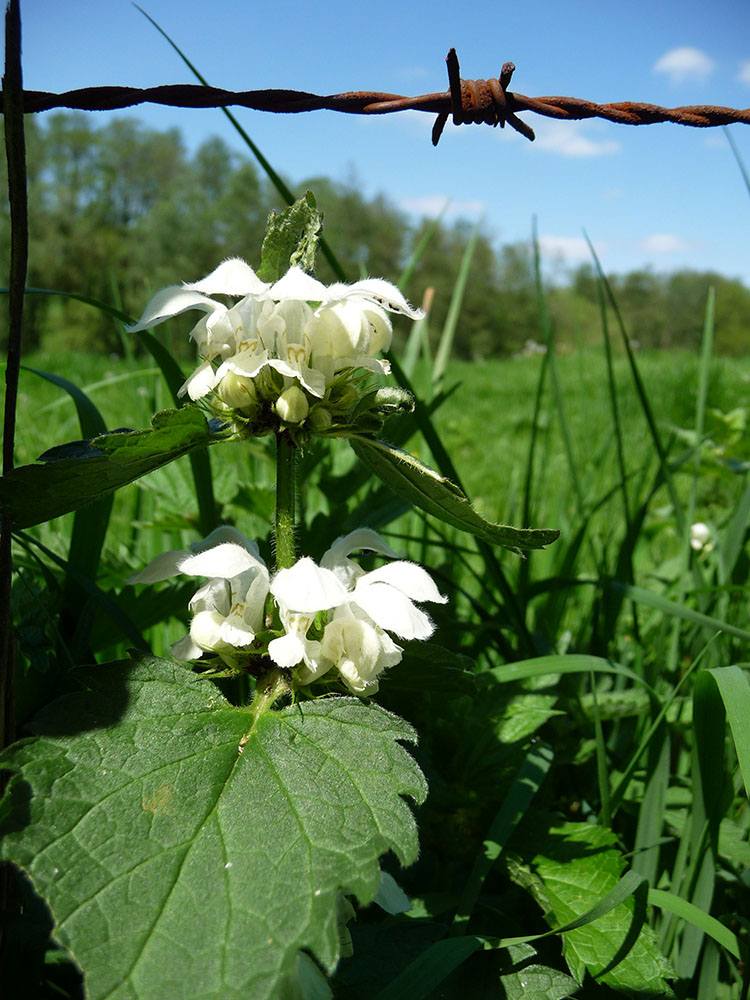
top-left (6, 48), bottom-right (750, 147)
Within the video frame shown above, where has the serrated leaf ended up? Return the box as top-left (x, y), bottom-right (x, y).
top-left (578, 688), bottom-right (650, 720)
top-left (350, 436), bottom-right (558, 553)
top-left (520, 822), bottom-right (674, 996)
top-left (499, 944), bottom-right (580, 1000)
top-left (257, 192), bottom-right (321, 282)
top-left (0, 653), bottom-right (426, 1000)
top-left (0, 408), bottom-right (223, 528)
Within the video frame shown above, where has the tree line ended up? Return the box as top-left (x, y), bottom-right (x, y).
top-left (2, 113), bottom-right (749, 358)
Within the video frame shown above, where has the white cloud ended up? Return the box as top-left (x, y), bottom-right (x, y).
top-left (538, 235), bottom-right (603, 263)
top-left (738, 60), bottom-right (750, 85)
top-left (530, 120), bottom-right (620, 158)
top-left (641, 233), bottom-right (690, 254)
top-left (398, 195), bottom-right (486, 219)
top-left (360, 108), bottom-right (434, 137)
top-left (653, 47), bottom-right (715, 83)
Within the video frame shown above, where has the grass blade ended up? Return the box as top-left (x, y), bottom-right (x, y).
top-left (532, 223), bottom-right (586, 519)
top-left (452, 742), bottom-right (553, 931)
top-left (134, 329), bottom-right (217, 536)
top-left (585, 242), bottom-right (688, 539)
top-left (372, 937), bottom-right (484, 1000)
top-left (693, 670), bottom-right (732, 851)
top-left (135, 4), bottom-right (348, 281)
top-left (22, 369), bottom-right (112, 658)
top-left (432, 220), bottom-right (480, 391)
top-left (706, 665), bottom-right (750, 799)
top-left (490, 653), bottom-right (656, 693)
top-left (631, 731), bottom-right (670, 886)
top-left (610, 582), bottom-right (750, 642)
top-left (648, 888), bottom-right (739, 959)
top-left (724, 125), bottom-right (750, 201)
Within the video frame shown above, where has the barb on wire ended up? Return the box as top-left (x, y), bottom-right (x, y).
top-left (5, 48), bottom-right (750, 148)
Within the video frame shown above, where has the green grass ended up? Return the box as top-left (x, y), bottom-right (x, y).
top-left (6, 340), bottom-right (750, 998)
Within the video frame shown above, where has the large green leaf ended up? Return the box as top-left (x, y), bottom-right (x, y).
top-left (0, 407), bottom-right (223, 528)
top-left (514, 822), bottom-right (674, 996)
top-left (350, 436), bottom-right (559, 553)
top-left (0, 653), bottom-right (426, 999)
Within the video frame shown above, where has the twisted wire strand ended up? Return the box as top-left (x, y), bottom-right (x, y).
top-left (6, 48), bottom-right (749, 148)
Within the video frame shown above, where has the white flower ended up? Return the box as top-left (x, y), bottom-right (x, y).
top-left (690, 521), bottom-right (714, 553)
top-left (130, 526), bottom-right (447, 696)
top-left (128, 526), bottom-right (269, 661)
top-left (319, 607), bottom-right (403, 696)
top-left (127, 260), bottom-right (423, 403)
top-left (322, 528), bottom-right (447, 640)
top-left (270, 529), bottom-right (447, 693)
top-left (268, 558), bottom-right (348, 672)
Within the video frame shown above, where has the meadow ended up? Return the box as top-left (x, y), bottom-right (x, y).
top-left (6, 325), bottom-right (750, 997)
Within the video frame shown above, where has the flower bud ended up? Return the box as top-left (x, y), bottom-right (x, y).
top-left (275, 385), bottom-right (309, 424)
top-left (307, 406), bottom-right (333, 432)
top-left (217, 371), bottom-right (258, 411)
top-left (255, 366), bottom-right (284, 401)
top-left (328, 382), bottom-right (360, 414)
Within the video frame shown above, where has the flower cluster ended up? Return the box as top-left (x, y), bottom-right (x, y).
top-left (128, 260), bottom-right (422, 437)
top-left (129, 527), bottom-right (446, 696)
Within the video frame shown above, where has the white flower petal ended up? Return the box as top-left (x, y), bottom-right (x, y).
top-left (127, 287), bottom-right (226, 332)
top-left (216, 349), bottom-right (270, 381)
top-left (127, 548), bottom-right (191, 584)
top-left (179, 360), bottom-right (219, 401)
top-left (330, 355), bottom-right (391, 377)
top-left (192, 526), bottom-right (261, 556)
top-left (264, 358), bottom-right (326, 398)
top-left (358, 562), bottom-right (447, 605)
top-left (129, 529), bottom-right (262, 586)
top-left (189, 578), bottom-right (231, 616)
top-left (171, 633), bottom-right (204, 661)
top-left (352, 581), bottom-right (434, 640)
top-left (268, 631), bottom-right (306, 667)
top-left (337, 660), bottom-right (379, 695)
top-left (178, 542), bottom-right (268, 580)
top-left (217, 616), bottom-right (255, 648)
top-left (361, 303), bottom-right (393, 355)
top-left (190, 609), bottom-right (231, 651)
top-left (322, 529), bottom-right (402, 569)
top-left (373, 871), bottom-right (412, 915)
top-left (296, 658), bottom-right (333, 685)
top-left (271, 558), bottom-right (349, 613)
top-left (182, 258), bottom-right (270, 298)
top-left (324, 277), bottom-right (424, 320)
top-left (269, 267), bottom-right (328, 301)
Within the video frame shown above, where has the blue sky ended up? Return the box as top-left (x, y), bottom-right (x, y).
top-left (9, 0), bottom-right (750, 284)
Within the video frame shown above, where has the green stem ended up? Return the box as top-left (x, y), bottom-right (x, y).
top-left (275, 431), bottom-right (296, 570)
top-left (249, 668), bottom-right (289, 722)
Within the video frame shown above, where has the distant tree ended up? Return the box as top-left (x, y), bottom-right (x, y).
top-left (2, 113), bottom-right (749, 359)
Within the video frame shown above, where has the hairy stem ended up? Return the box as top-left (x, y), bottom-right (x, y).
top-left (248, 668), bottom-right (290, 724)
top-left (275, 430), bottom-right (296, 570)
